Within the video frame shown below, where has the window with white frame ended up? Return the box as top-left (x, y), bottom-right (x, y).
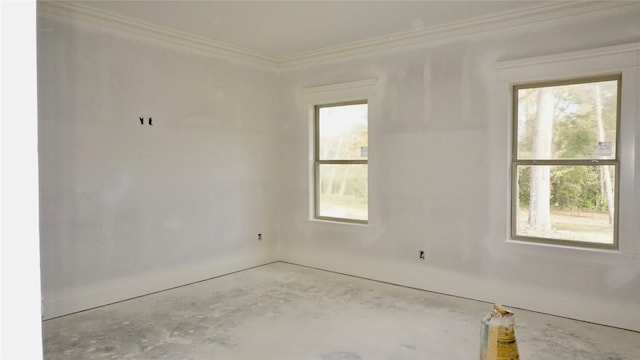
top-left (511, 75), bottom-right (621, 248)
top-left (314, 101), bottom-right (368, 223)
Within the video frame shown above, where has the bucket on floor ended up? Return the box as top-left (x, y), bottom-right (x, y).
top-left (479, 304), bottom-right (520, 360)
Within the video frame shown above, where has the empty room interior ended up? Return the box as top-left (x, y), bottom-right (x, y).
top-left (6, 0), bottom-right (640, 359)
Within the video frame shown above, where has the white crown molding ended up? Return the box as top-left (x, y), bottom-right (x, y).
top-left (495, 42), bottom-right (640, 71)
top-left (301, 79), bottom-right (378, 96)
top-left (494, 42), bottom-right (640, 83)
top-left (38, 1), bottom-right (636, 71)
top-left (37, 0), bottom-right (279, 69)
top-left (279, 1), bottom-right (637, 69)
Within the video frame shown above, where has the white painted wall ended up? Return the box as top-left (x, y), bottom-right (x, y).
top-left (277, 5), bottom-right (640, 331)
top-left (37, 2), bottom-right (640, 332)
top-left (37, 14), bottom-right (280, 319)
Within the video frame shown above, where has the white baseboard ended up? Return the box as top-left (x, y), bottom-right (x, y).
top-left (42, 250), bottom-right (277, 320)
top-left (43, 246), bottom-right (639, 332)
top-left (278, 247), bottom-right (640, 332)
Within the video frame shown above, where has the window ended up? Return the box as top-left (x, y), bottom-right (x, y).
top-left (511, 75), bottom-right (621, 248)
top-left (314, 101), bottom-right (368, 223)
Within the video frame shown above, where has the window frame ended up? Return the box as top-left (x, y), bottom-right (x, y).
top-left (314, 100), bottom-right (369, 224)
top-left (300, 79), bottom-right (377, 228)
top-left (510, 74), bottom-right (622, 249)
top-left (492, 42), bottom-right (638, 265)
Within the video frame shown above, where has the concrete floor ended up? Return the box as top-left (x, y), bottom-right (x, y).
top-left (43, 262), bottom-right (639, 360)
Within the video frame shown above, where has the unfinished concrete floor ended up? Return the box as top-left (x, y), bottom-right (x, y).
top-left (43, 262), bottom-right (639, 359)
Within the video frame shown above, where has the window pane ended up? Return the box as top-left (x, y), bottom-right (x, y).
top-left (516, 79), bottom-right (618, 160)
top-left (515, 165), bottom-right (615, 244)
top-left (318, 103), bottom-right (368, 161)
top-left (317, 164), bottom-right (368, 221)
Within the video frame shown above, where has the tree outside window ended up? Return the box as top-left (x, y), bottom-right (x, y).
top-left (512, 75), bottom-right (620, 247)
top-left (315, 102), bottom-right (368, 223)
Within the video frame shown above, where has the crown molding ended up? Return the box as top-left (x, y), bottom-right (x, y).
top-left (494, 41), bottom-right (640, 83)
top-left (37, 1), bottom-right (279, 69)
top-left (301, 79), bottom-right (378, 96)
top-left (279, 1), bottom-right (636, 69)
top-left (495, 42), bottom-right (640, 71)
top-left (37, 1), bottom-right (636, 71)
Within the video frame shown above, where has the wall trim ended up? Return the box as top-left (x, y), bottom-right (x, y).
top-left (279, 1), bottom-right (634, 68)
top-left (37, 0), bottom-right (279, 69)
top-left (42, 249), bottom-right (640, 331)
top-left (495, 42), bottom-right (640, 73)
top-left (301, 79), bottom-right (378, 96)
top-left (278, 248), bottom-right (640, 332)
top-left (37, 1), bottom-right (633, 70)
top-left (42, 251), bottom-right (277, 320)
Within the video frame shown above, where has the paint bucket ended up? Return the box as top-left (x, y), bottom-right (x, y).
top-left (479, 304), bottom-right (520, 360)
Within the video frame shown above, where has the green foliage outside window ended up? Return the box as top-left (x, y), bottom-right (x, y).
top-left (513, 76), bottom-right (619, 245)
top-left (518, 165), bottom-right (613, 212)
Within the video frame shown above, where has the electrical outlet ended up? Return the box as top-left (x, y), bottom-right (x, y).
top-left (419, 250), bottom-right (425, 259)
top-left (258, 233), bottom-right (262, 240)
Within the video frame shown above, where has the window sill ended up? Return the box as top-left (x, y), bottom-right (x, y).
top-left (501, 238), bottom-right (635, 266)
top-left (307, 218), bottom-right (373, 234)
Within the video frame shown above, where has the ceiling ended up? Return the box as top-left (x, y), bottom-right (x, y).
top-left (65, 0), bottom-right (551, 61)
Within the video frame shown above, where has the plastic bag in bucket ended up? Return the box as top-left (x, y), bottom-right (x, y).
top-left (479, 304), bottom-right (520, 360)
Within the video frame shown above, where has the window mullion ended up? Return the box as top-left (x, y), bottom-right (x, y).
top-left (515, 159), bottom-right (618, 166)
top-left (317, 160), bottom-right (368, 165)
